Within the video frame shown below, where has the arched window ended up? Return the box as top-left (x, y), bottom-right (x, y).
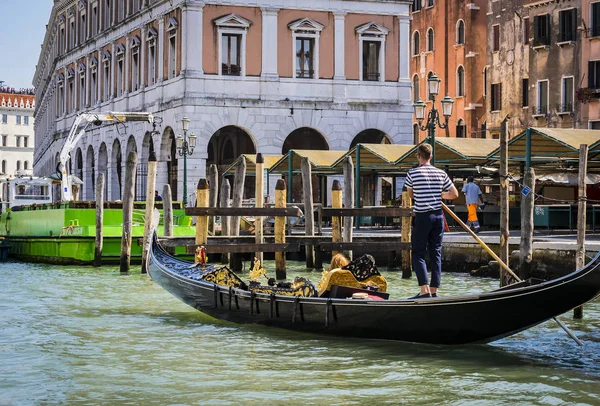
top-left (456, 20), bottom-right (465, 45)
top-left (413, 31), bottom-right (420, 56)
top-left (456, 119), bottom-right (466, 138)
top-left (427, 28), bottom-right (434, 51)
top-left (24, 161), bottom-right (29, 170)
top-left (413, 74), bottom-right (420, 102)
top-left (16, 161), bottom-right (21, 171)
top-left (481, 121), bottom-right (487, 139)
top-left (457, 65), bottom-right (465, 97)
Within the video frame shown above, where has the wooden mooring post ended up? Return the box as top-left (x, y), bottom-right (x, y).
top-left (93, 172), bottom-right (105, 267)
top-left (120, 151), bottom-right (137, 273)
top-left (401, 191), bottom-right (412, 278)
top-left (220, 178), bottom-right (231, 264)
top-left (301, 157), bottom-right (315, 268)
top-left (275, 179), bottom-right (287, 280)
top-left (574, 144), bottom-right (588, 319)
top-left (231, 159), bottom-right (246, 272)
top-left (208, 164), bottom-right (219, 236)
top-left (331, 180), bottom-right (343, 258)
top-left (343, 156), bottom-right (354, 260)
top-left (520, 129), bottom-right (535, 280)
top-left (231, 158), bottom-right (246, 237)
top-left (141, 152), bottom-right (157, 273)
top-left (195, 179), bottom-right (210, 263)
top-left (255, 153), bottom-right (264, 265)
top-left (500, 117), bottom-right (510, 286)
top-left (162, 184), bottom-right (174, 255)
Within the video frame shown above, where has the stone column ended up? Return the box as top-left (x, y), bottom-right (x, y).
top-left (85, 56), bottom-right (90, 107)
top-left (140, 27), bottom-right (146, 90)
top-left (111, 43), bottom-right (116, 98)
top-left (398, 15), bottom-right (412, 101)
top-left (333, 13), bottom-right (346, 80)
top-left (182, 1), bottom-right (204, 77)
top-left (97, 49), bottom-right (102, 104)
top-left (124, 35), bottom-right (130, 95)
top-left (261, 8), bottom-right (279, 79)
top-left (157, 16), bottom-right (165, 82)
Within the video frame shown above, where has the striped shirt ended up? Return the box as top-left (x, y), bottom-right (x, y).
top-left (405, 164), bottom-right (454, 213)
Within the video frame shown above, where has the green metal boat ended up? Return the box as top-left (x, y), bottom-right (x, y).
top-left (0, 201), bottom-right (194, 264)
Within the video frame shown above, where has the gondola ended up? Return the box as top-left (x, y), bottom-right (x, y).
top-left (147, 233), bottom-right (600, 345)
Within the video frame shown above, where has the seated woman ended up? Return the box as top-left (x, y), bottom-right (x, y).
top-left (317, 254), bottom-right (387, 297)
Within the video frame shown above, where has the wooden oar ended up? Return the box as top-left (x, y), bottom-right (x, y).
top-left (441, 203), bottom-right (583, 346)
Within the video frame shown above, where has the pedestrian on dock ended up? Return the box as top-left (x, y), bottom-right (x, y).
top-left (462, 176), bottom-right (484, 233)
top-left (405, 144), bottom-right (459, 299)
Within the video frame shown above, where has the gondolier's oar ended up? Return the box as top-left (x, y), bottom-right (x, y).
top-left (441, 202), bottom-right (583, 346)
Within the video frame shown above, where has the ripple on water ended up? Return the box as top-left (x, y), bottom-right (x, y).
top-left (0, 260), bottom-right (599, 405)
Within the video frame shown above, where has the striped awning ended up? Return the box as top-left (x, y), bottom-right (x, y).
top-left (331, 143), bottom-right (415, 172)
top-left (223, 154), bottom-right (283, 175)
top-left (268, 150), bottom-right (346, 174)
top-left (487, 128), bottom-right (600, 162)
top-left (395, 138), bottom-right (499, 168)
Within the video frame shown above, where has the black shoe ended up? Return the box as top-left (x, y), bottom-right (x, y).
top-left (409, 293), bottom-right (432, 299)
top-left (432, 293), bottom-right (438, 298)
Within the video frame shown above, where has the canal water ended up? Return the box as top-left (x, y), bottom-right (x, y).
top-left (1, 260), bottom-right (599, 405)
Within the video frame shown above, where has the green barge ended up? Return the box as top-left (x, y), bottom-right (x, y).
top-left (0, 201), bottom-right (194, 264)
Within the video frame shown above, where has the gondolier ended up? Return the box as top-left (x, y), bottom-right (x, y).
top-left (405, 144), bottom-right (459, 299)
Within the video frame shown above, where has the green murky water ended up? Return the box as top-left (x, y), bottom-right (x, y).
top-left (1, 260), bottom-right (599, 405)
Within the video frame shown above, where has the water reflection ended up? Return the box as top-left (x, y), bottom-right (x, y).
top-left (0, 260), bottom-right (599, 405)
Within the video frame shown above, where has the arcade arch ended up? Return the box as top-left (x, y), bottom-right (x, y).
top-left (85, 145), bottom-right (95, 200)
top-left (282, 127), bottom-right (329, 154)
top-left (207, 126), bottom-right (256, 199)
top-left (111, 139), bottom-right (122, 200)
top-left (350, 129), bottom-right (391, 148)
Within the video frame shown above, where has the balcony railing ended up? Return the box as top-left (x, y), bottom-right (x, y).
top-left (557, 102), bottom-right (573, 113)
top-left (558, 30), bottom-right (577, 43)
top-left (576, 87), bottom-right (600, 103)
top-left (532, 105), bottom-right (549, 116)
top-left (586, 27), bottom-right (600, 38)
top-left (532, 36), bottom-right (551, 47)
top-left (363, 72), bottom-right (381, 81)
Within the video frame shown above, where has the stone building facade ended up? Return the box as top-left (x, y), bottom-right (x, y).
top-left (410, 0), bottom-right (487, 141)
top-left (486, 0), bottom-right (599, 136)
top-left (0, 93), bottom-right (35, 176)
top-left (33, 0), bottom-right (413, 204)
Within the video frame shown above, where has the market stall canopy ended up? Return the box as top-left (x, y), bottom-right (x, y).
top-left (331, 143), bottom-right (415, 173)
top-left (223, 154), bottom-right (282, 175)
top-left (48, 172), bottom-right (84, 184)
top-left (268, 150), bottom-right (346, 174)
top-left (395, 138), bottom-right (499, 168)
top-left (487, 128), bottom-right (600, 164)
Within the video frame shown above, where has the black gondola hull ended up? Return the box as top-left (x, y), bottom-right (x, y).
top-left (148, 236), bottom-right (600, 345)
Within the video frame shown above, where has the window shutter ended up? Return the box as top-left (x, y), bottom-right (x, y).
top-left (590, 61), bottom-right (595, 88)
top-left (499, 83), bottom-right (502, 109)
top-left (572, 9), bottom-right (577, 40)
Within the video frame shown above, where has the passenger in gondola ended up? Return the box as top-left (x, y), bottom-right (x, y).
top-left (329, 253), bottom-right (349, 271)
top-left (405, 144), bottom-right (459, 299)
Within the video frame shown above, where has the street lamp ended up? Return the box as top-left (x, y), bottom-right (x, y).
top-left (176, 116), bottom-right (197, 206)
top-left (413, 73), bottom-right (454, 165)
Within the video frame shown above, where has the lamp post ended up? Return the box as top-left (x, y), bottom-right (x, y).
top-left (413, 73), bottom-right (454, 165)
top-left (176, 116), bottom-right (197, 206)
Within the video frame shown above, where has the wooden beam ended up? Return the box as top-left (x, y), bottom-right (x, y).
top-left (319, 242), bottom-right (411, 252)
top-left (321, 207), bottom-right (413, 217)
top-left (184, 207), bottom-right (303, 217)
top-left (185, 243), bottom-right (299, 254)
